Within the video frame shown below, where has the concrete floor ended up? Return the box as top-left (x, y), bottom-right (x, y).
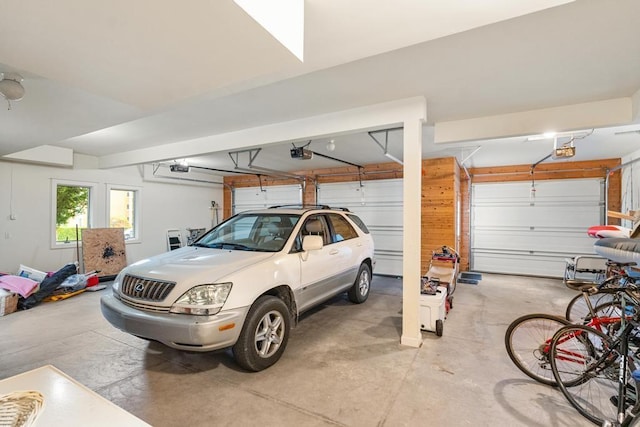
top-left (0, 273), bottom-right (592, 426)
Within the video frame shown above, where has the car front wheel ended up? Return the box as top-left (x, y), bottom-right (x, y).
top-left (348, 263), bottom-right (371, 304)
top-left (232, 295), bottom-right (290, 372)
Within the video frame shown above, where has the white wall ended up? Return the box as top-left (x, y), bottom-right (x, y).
top-left (0, 156), bottom-right (223, 273)
top-left (620, 148), bottom-right (640, 228)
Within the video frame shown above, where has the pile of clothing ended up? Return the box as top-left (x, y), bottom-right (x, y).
top-left (0, 263), bottom-right (99, 310)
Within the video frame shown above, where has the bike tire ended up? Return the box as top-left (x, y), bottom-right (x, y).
top-left (504, 313), bottom-right (571, 386)
top-left (565, 292), bottom-right (615, 323)
top-left (589, 301), bottom-right (625, 337)
top-left (549, 324), bottom-right (638, 425)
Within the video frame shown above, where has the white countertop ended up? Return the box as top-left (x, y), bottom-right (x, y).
top-left (0, 365), bottom-right (150, 427)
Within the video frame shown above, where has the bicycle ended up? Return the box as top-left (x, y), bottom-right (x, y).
top-left (505, 283), bottom-right (628, 386)
top-left (549, 286), bottom-right (640, 426)
top-left (565, 262), bottom-right (637, 323)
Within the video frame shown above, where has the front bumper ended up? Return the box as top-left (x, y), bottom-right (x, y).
top-left (100, 294), bottom-right (249, 352)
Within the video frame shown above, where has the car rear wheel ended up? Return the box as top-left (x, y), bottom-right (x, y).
top-left (348, 263), bottom-right (371, 303)
top-left (232, 295), bottom-right (290, 372)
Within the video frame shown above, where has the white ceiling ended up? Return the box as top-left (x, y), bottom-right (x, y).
top-left (1, 0), bottom-right (640, 173)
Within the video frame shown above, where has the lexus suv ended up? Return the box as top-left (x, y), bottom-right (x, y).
top-left (101, 206), bottom-right (375, 371)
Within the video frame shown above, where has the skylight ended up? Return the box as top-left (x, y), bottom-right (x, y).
top-left (234, 0), bottom-right (304, 62)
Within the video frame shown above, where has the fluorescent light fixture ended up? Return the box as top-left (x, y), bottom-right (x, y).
top-left (234, 0), bottom-right (304, 61)
top-left (526, 129), bottom-right (591, 141)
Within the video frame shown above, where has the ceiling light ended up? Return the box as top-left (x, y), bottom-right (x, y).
top-left (0, 72), bottom-right (25, 110)
top-left (326, 140), bottom-right (335, 152)
top-left (526, 129), bottom-right (591, 142)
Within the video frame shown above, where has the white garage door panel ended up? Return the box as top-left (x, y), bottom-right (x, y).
top-left (473, 251), bottom-right (568, 277)
top-left (474, 228), bottom-right (595, 254)
top-left (471, 178), bottom-right (604, 278)
top-left (318, 179), bottom-right (402, 276)
top-left (233, 185), bottom-right (302, 213)
top-left (474, 205), bottom-right (601, 228)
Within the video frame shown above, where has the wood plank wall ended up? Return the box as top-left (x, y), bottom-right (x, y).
top-left (460, 176), bottom-right (470, 271)
top-left (421, 157), bottom-right (459, 274)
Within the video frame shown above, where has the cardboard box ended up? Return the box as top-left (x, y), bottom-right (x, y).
top-left (0, 291), bottom-right (18, 316)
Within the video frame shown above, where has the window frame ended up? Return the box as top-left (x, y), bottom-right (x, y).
top-left (106, 184), bottom-right (142, 244)
top-left (51, 179), bottom-right (98, 249)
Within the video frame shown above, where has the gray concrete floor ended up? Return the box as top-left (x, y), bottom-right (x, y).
top-left (0, 273), bottom-right (592, 426)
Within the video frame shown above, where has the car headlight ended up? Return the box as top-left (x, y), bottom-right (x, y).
top-left (170, 283), bottom-right (232, 315)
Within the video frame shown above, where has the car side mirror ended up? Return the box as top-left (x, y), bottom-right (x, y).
top-left (302, 235), bottom-right (323, 251)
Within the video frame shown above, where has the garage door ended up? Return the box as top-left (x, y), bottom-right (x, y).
top-left (471, 178), bottom-right (604, 278)
top-left (233, 184), bottom-right (302, 213)
top-left (317, 179), bottom-right (402, 276)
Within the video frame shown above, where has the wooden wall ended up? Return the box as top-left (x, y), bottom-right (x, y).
top-left (421, 157), bottom-right (459, 273)
top-left (459, 172), bottom-right (470, 271)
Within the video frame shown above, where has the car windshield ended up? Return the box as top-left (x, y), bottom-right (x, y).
top-left (195, 213), bottom-right (300, 252)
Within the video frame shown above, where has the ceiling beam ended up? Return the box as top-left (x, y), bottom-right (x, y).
top-left (434, 97), bottom-right (633, 144)
top-left (98, 96), bottom-right (426, 169)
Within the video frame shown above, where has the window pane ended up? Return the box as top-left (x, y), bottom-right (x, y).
top-left (347, 214), bottom-right (370, 234)
top-left (56, 184), bottom-right (90, 243)
top-left (328, 214), bottom-right (358, 242)
top-left (110, 189), bottom-right (136, 240)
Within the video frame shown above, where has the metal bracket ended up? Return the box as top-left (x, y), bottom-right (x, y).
top-left (368, 127), bottom-right (404, 165)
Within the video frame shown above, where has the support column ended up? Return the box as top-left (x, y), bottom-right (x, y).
top-left (401, 117), bottom-right (423, 347)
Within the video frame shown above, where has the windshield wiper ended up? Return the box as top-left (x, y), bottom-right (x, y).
top-left (197, 242), bottom-right (253, 251)
top-left (221, 243), bottom-right (251, 251)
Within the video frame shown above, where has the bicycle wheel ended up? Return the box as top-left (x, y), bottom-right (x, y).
top-left (504, 313), bottom-right (570, 386)
top-left (589, 301), bottom-right (624, 337)
top-left (565, 292), bottom-right (615, 323)
top-left (549, 324), bottom-right (638, 425)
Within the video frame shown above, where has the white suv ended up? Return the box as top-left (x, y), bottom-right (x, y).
top-left (101, 206), bottom-right (375, 371)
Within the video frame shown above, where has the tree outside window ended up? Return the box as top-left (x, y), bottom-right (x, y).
top-left (56, 184), bottom-right (90, 243)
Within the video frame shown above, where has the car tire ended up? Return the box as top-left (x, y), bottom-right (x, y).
top-left (348, 263), bottom-right (371, 304)
top-left (232, 295), bottom-right (290, 372)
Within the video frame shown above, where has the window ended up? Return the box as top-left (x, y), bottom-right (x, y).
top-left (107, 185), bottom-right (141, 242)
top-left (347, 214), bottom-right (370, 234)
top-left (197, 214), bottom-right (299, 252)
top-left (52, 180), bottom-right (96, 246)
top-left (328, 214), bottom-right (358, 242)
top-left (299, 215), bottom-right (330, 245)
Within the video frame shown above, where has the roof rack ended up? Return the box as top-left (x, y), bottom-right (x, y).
top-left (268, 204), bottom-right (350, 212)
top-left (269, 204), bottom-right (329, 209)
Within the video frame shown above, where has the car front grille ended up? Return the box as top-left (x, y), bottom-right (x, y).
top-left (121, 274), bottom-right (175, 302)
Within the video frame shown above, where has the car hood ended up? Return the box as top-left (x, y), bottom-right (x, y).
top-left (124, 246), bottom-right (274, 285)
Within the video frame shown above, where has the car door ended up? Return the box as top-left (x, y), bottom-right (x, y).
top-left (325, 213), bottom-right (361, 290)
top-left (295, 214), bottom-right (342, 312)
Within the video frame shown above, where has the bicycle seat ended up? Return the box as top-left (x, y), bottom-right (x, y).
top-left (564, 279), bottom-right (598, 292)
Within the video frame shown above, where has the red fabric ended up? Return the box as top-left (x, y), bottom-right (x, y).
top-left (587, 225), bottom-right (630, 239)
